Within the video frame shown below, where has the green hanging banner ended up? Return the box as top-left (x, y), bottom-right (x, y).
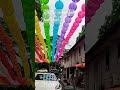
top-left (21, 0), bottom-right (35, 83)
top-left (40, 0), bottom-right (51, 62)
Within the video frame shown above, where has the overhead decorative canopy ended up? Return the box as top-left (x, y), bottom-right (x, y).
top-left (0, 0), bottom-right (34, 87)
top-left (35, 0), bottom-right (103, 63)
top-left (0, 0), bottom-right (104, 87)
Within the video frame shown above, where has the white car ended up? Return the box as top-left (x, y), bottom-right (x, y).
top-left (37, 68), bottom-right (48, 73)
top-left (35, 73), bottom-right (62, 90)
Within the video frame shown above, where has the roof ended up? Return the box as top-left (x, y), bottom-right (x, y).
top-left (62, 34), bottom-right (85, 58)
top-left (73, 63), bottom-right (85, 68)
top-left (86, 21), bottom-right (120, 59)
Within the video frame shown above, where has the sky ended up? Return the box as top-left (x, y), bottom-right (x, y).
top-left (0, 0), bottom-right (85, 50)
top-left (0, 0), bottom-right (113, 52)
top-left (40, 0), bottom-right (85, 50)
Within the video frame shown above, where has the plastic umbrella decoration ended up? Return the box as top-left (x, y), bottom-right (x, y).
top-left (0, 0), bottom-right (34, 87)
top-left (52, 0), bottom-right (64, 62)
top-left (55, 0), bottom-right (81, 61)
top-left (40, 0), bottom-right (51, 61)
top-left (35, 0), bottom-right (104, 62)
top-left (0, 0), bottom-right (104, 87)
top-left (56, 4), bottom-right (85, 61)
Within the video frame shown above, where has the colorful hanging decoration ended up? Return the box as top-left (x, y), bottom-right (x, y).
top-left (35, 36), bottom-right (44, 58)
top-left (0, 64), bottom-right (13, 86)
top-left (0, 48), bottom-right (26, 86)
top-left (0, 76), bottom-right (11, 85)
top-left (0, 25), bottom-right (28, 86)
top-left (0, 49), bottom-right (17, 81)
top-left (0, 0), bottom-right (89, 87)
top-left (0, 0), bottom-right (31, 86)
top-left (35, 47), bottom-right (45, 62)
top-left (35, 38), bottom-right (50, 63)
top-left (0, 26), bottom-right (22, 79)
top-left (20, 0), bottom-right (35, 78)
top-left (0, 70), bottom-right (19, 86)
top-left (35, 57), bottom-right (43, 63)
top-left (56, 4), bottom-right (85, 62)
top-left (40, 0), bottom-right (51, 61)
top-left (35, 10), bottom-right (48, 61)
top-left (52, 0), bottom-right (64, 62)
top-left (86, 0), bottom-right (104, 24)
top-left (55, 0), bottom-right (80, 60)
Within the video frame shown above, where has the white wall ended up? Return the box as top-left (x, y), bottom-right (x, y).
top-left (61, 39), bottom-right (85, 68)
top-left (85, 0), bottom-right (112, 53)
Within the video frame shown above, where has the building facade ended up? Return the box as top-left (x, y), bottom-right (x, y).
top-left (59, 35), bottom-right (85, 87)
top-left (86, 24), bottom-right (120, 90)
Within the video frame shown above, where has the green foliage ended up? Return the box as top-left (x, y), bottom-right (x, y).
top-left (35, 0), bottom-right (43, 21)
top-left (35, 62), bottom-right (61, 72)
top-left (98, 0), bottom-right (120, 38)
top-left (35, 62), bottom-right (49, 71)
top-left (50, 62), bottom-right (59, 68)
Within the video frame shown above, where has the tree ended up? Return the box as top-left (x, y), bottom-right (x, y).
top-left (98, 0), bottom-right (120, 38)
top-left (36, 62), bottom-right (49, 70)
top-left (35, 0), bottom-right (43, 21)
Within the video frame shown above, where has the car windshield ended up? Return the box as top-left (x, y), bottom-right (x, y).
top-left (35, 74), bottom-right (57, 81)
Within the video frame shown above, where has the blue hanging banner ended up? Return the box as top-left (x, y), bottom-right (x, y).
top-left (52, 0), bottom-right (64, 62)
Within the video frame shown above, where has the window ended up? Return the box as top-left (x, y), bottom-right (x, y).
top-left (106, 48), bottom-right (109, 70)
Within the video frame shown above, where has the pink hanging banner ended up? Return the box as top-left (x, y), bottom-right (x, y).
top-left (56, 4), bottom-right (85, 62)
top-left (85, 0), bottom-right (104, 24)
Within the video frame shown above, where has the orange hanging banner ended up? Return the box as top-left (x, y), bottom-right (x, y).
top-left (35, 36), bottom-right (44, 58)
top-left (0, 0), bottom-right (31, 82)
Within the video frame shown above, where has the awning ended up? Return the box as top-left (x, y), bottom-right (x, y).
top-left (73, 63), bottom-right (85, 68)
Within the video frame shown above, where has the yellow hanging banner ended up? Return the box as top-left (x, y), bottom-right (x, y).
top-left (0, 0), bottom-right (31, 84)
top-left (35, 11), bottom-right (48, 60)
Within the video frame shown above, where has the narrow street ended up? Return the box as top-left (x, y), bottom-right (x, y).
top-left (0, 0), bottom-right (120, 90)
